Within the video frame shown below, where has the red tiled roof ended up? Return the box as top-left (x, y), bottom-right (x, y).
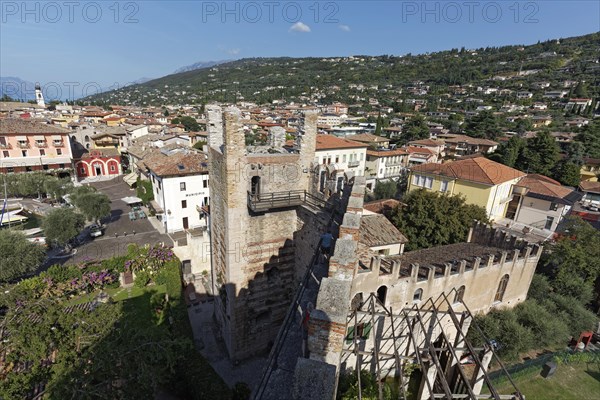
top-left (316, 134), bottom-right (367, 150)
top-left (0, 119), bottom-right (69, 134)
top-left (141, 151), bottom-right (208, 177)
top-left (366, 148), bottom-right (408, 157)
top-left (411, 157), bottom-right (525, 185)
top-left (516, 174), bottom-right (573, 199)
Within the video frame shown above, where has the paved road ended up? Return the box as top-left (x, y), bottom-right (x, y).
top-left (47, 177), bottom-right (173, 265)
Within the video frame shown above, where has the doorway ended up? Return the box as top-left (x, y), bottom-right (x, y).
top-left (251, 176), bottom-right (261, 197)
top-left (182, 217), bottom-right (189, 229)
top-left (94, 163), bottom-right (102, 176)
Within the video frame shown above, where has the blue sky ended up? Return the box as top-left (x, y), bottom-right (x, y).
top-left (1, 1), bottom-right (599, 93)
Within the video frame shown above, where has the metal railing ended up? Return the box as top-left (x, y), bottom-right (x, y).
top-left (247, 190), bottom-right (328, 213)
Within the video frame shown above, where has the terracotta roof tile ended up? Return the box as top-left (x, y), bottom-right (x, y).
top-left (141, 151), bottom-right (208, 177)
top-left (315, 134), bottom-right (368, 150)
top-left (0, 119), bottom-right (69, 134)
top-left (517, 174), bottom-right (574, 199)
top-left (359, 214), bottom-right (408, 247)
top-left (411, 157), bottom-right (525, 185)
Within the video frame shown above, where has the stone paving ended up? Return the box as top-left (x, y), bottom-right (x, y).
top-left (47, 177), bottom-right (173, 265)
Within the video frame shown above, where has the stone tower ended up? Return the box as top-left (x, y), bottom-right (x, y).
top-left (206, 105), bottom-right (321, 360)
top-left (35, 83), bottom-right (45, 107)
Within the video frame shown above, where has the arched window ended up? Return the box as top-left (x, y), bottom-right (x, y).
top-left (350, 293), bottom-right (363, 311)
top-left (494, 275), bottom-right (509, 302)
top-left (376, 286), bottom-right (387, 305)
top-left (413, 288), bottom-right (423, 302)
top-left (84, 135), bottom-right (90, 142)
top-left (454, 286), bottom-right (465, 304)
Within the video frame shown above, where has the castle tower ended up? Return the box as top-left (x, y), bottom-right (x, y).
top-left (206, 105), bottom-right (321, 360)
top-left (35, 83), bottom-right (45, 107)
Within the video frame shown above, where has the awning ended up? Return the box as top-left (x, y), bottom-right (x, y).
top-left (16, 136), bottom-right (27, 141)
top-left (34, 135), bottom-right (45, 141)
top-left (121, 196), bottom-right (143, 205)
top-left (123, 172), bottom-right (138, 186)
top-left (52, 135), bottom-right (62, 140)
top-left (149, 200), bottom-right (164, 213)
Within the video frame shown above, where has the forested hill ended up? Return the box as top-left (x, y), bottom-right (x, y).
top-left (83, 32), bottom-right (599, 106)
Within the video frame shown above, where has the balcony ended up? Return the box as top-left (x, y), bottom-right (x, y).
top-left (247, 190), bottom-right (327, 213)
top-left (347, 160), bottom-right (360, 168)
top-left (35, 141), bottom-right (48, 148)
top-left (17, 142), bottom-right (30, 149)
top-left (0, 143), bottom-right (12, 149)
top-left (53, 141), bottom-right (64, 147)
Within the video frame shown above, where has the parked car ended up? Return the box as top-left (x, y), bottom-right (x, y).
top-left (89, 224), bottom-right (104, 238)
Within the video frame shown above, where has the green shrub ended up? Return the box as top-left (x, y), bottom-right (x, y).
top-left (40, 264), bottom-right (82, 283)
top-left (514, 300), bottom-right (570, 348)
top-left (134, 270), bottom-right (150, 288)
top-left (100, 256), bottom-right (129, 273)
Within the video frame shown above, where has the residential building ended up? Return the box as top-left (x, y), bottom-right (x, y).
top-left (315, 134), bottom-right (367, 193)
top-left (0, 119), bottom-right (73, 174)
top-left (437, 134), bottom-right (498, 159)
top-left (405, 146), bottom-right (438, 166)
top-left (358, 213), bottom-right (408, 256)
top-left (138, 149), bottom-right (210, 233)
top-left (580, 157), bottom-right (600, 182)
top-left (317, 113), bottom-right (343, 127)
top-left (346, 133), bottom-right (390, 149)
top-left (364, 148), bottom-right (408, 191)
top-left (406, 138), bottom-right (445, 158)
top-left (503, 174), bottom-right (581, 234)
top-left (408, 157), bottom-right (526, 221)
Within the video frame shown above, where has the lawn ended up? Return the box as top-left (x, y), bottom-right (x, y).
top-left (493, 362), bottom-right (600, 400)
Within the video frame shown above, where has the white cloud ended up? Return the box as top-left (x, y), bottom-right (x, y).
top-left (227, 48), bottom-right (240, 55)
top-left (339, 24), bottom-right (351, 32)
top-left (289, 22), bottom-right (311, 33)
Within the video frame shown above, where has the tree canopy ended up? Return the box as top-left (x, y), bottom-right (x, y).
top-left (464, 110), bottom-right (500, 140)
top-left (538, 216), bottom-right (600, 304)
top-left (390, 189), bottom-right (489, 251)
top-left (71, 191), bottom-right (111, 223)
top-left (0, 230), bottom-right (45, 282)
top-left (401, 114), bottom-right (429, 143)
top-left (42, 208), bottom-right (85, 247)
top-left (171, 116), bottom-right (200, 132)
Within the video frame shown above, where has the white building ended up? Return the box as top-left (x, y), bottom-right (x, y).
top-left (139, 148), bottom-right (210, 233)
top-left (364, 148), bottom-right (409, 191)
top-left (317, 113), bottom-right (344, 127)
top-left (315, 134), bottom-right (367, 193)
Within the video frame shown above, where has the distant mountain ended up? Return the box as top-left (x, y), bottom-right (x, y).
top-left (123, 77), bottom-right (153, 86)
top-left (0, 76), bottom-right (36, 100)
top-left (173, 60), bottom-right (231, 74)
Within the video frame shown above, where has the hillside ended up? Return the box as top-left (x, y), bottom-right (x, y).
top-left (83, 32), bottom-right (600, 106)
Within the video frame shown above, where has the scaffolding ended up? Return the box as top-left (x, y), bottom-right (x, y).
top-left (340, 291), bottom-right (525, 400)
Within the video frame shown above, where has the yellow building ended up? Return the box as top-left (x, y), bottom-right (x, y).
top-left (408, 157), bottom-right (526, 221)
top-left (580, 157), bottom-right (599, 182)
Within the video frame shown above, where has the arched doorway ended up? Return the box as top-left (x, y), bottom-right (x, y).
top-left (376, 286), bottom-right (387, 305)
top-left (251, 176), bottom-right (261, 197)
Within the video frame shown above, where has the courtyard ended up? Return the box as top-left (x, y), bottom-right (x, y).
top-left (47, 177), bottom-right (173, 265)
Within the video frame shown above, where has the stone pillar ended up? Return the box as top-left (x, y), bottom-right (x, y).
top-left (418, 360), bottom-right (438, 400)
top-left (206, 105), bottom-right (224, 149)
top-left (471, 346), bottom-right (494, 395)
top-left (268, 126), bottom-right (286, 148)
top-left (308, 278), bottom-right (351, 366)
top-left (328, 239), bottom-right (358, 280)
